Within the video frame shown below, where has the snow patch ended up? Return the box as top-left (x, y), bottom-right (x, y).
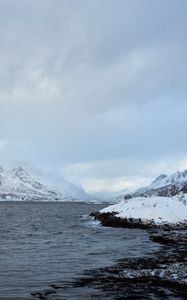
top-left (101, 196), bottom-right (187, 225)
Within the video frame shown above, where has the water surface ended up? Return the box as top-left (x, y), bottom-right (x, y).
top-left (0, 201), bottom-right (160, 299)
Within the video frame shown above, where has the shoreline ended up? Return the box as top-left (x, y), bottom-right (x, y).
top-left (32, 224), bottom-right (187, 299)
top-left (90, 211), bottom-right (187, 230)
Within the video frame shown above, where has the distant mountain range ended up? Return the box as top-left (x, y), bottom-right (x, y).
top-left (1, 166), bottom-right (187, 203)
top-left (0, 166), bottom-right (92, 201)
top-left (123, 170), bottom-right (187, 200)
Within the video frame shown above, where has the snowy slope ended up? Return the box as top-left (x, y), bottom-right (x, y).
top-left (19, 165), bottom-right (93, 201)
top-left (149, 170), bottom-right (187, 189)
top-left (0, 166), bottom-right (92, 201)
top-left (53, 176), bottom-right (93, 201)
top-left (101, 196), bottom-right (187, 225)
top-left (124, 170), bottom-right (187, 199)
top-left (0, 166), bottom-right (62, 200)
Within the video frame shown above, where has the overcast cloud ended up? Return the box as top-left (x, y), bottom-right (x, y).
top-left (0, 0), bottom-right (187, 191)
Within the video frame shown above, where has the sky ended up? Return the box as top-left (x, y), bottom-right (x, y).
top-left (0, 0), bottom-right (187, 193)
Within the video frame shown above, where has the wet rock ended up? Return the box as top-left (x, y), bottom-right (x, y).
top-left (71, 241), bottom-right (187, 299)
top-left (122, 262), bottom-right (187, 285)
top-left (90, 211), bottom-right (187, 230)
top-left (150, 230), bottom-right (187, 245)
top-left (32, 220), bottom-right (187, 299)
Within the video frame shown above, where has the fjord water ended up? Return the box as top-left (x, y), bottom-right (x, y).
top-left (0, 202), bottom-right (159, 299)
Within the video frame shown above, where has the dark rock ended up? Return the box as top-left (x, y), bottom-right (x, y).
top-left (90, 211), bottom-right (187, 230)
top-left (150, 230), bottom-right (187, 245)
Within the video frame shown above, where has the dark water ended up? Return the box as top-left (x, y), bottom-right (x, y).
top-left (0, 201), bottom-right (160, 299)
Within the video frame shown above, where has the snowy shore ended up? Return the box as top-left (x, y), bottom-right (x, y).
top-left (91, 196), bottom-right (187, 229)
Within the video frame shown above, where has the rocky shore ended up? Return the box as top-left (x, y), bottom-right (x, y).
top-left (32, 221), bottom-right (187, 300)
top-left (82, 209), bottom-right (186, 299)
top-left (72, 235), bottom-right (187, 299)
top-left (90, 211), bottom-right (187, 230)
top-left (31, 199), bottom-right (187, 299)
top-left (32, 229), bottom-right (187, 299)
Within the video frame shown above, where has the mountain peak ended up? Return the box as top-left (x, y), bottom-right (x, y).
top-left (149, 170), bottom-right (187, 190)
top-left (0, 165), bottom-right (93, 202)
top-left (172, 170), bottom-right (187, 180)
top-left (125, 169), bottom-right (187, 199)
top-left (152, 174), bottom-right (167, 183)
top-left (149, 174), bottom-right (168, 189)
top-left (12, 166), bottom-right (26, 172)
top-left (11, 166), bottom-right (30, 178)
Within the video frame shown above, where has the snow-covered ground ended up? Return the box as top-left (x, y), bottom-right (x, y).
top-left (101, 196), bottom-right (187, 225)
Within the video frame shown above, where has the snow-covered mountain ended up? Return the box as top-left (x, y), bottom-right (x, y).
top-left (52, 176), bottom-right (93, 201)
top-left (0, 166), bottom-right (92, 201)
top-left (124, 170), bottom-right (187, 199)
top-left (0, 166), bottom-right (61, 201)
top-left (149, 170), bottom-right (187, 189)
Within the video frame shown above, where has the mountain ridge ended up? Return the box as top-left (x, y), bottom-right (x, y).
top-left (0, 165), bottom-right (92, 201)
top-left (123, 170), bottom-right (187, 199)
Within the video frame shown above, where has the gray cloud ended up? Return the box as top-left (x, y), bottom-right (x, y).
top-left (0, 0), bottom-right (187, 190)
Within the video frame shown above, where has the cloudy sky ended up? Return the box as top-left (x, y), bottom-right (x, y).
top-left (0, 0), bottom-right (187, 192)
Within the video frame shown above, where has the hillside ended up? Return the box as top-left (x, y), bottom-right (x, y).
top-left (0, 166), bottom-right (91, 201)
top-left (124, 170), bottom-right (187, 199)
